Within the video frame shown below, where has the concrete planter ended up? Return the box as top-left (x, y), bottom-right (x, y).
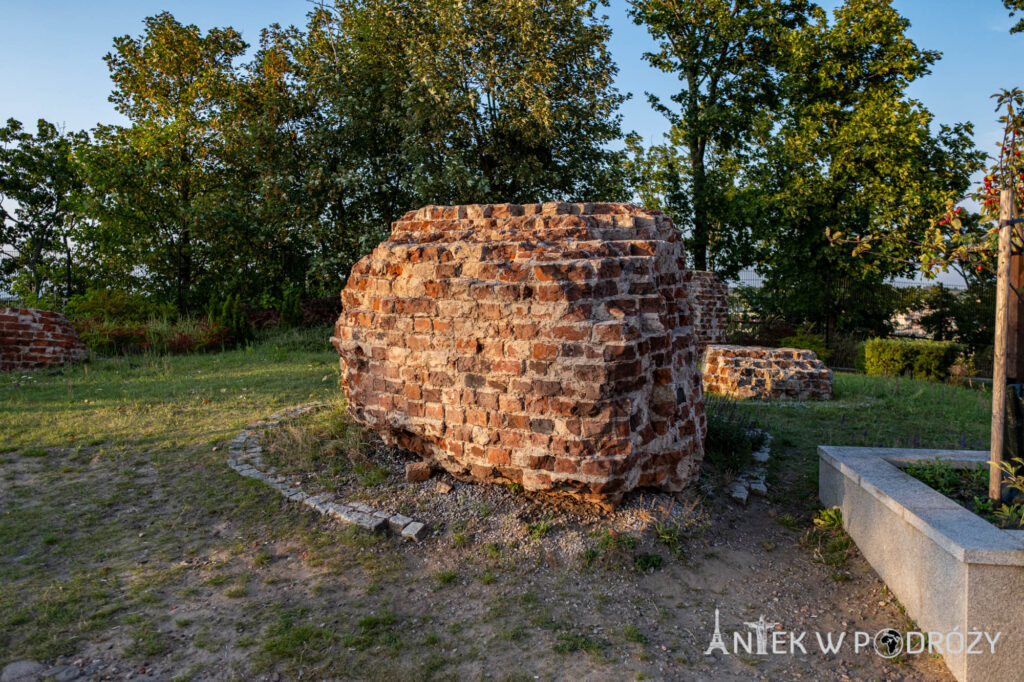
top-left (818, 446), bottom-right (1024, 682)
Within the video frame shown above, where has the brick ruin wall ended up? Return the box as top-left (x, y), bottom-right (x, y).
top-left (683, 271), bottom-right (728, 350)
top-left (703, 344), bottom-right (833, 401)
top-left (332, 202), bottom-right (706, 508)
top-left (0, 307), bottom-right (86, 372)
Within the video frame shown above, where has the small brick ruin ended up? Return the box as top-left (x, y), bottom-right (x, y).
top-left (0, 307), bottom-right (86, 372)
top-left (703, 344), bottom-right (833, 401)
top-left (332, 202), bottom-right (706, 508)
top-left (683, 271), bottom-right (728, 350)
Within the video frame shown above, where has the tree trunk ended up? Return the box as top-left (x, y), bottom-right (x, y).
top-left (64, 234), bottom-right (72, 303)
top-left (689, 141), bottom-right (708, 271)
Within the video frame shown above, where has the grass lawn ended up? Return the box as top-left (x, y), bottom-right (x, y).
top-left (734, 373), bottom-right (992, 512)
top-left (0, 341), bottom-right (991, 680)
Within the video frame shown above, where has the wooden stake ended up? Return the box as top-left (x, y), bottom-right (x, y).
top-left (1010, 212), bottom-right (1024, 382)
top-left (992, 188), bottom-right (1016, 502)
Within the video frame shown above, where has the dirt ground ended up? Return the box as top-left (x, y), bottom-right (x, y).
top-left (1, 414), bottom-right (958, 682)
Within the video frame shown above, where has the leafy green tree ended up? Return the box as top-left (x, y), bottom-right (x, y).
top-left (744, 0), bottom-right (984, 340)
top-left (1005, 0), bottom-right (1024, 34)
top-left (628, 0), bottom-right (811, 271)
top-left (0, 118), bottom-right (89, 305)
top-left (228, 0), bottom-right (630, 298)
top-left (80, 12), bottom-right (248, 311)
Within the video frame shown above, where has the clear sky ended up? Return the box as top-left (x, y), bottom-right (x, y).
top-left (2, 0), bottom-right (1020, 159)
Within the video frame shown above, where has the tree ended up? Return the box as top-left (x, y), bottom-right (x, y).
top-left (225, 0), bottom-right (631, 298)
top-left (744, 0), bottom-right (984, 340)
top-left (624, 129), bottom-right (760, 278)
top-left (80, 12), bottom-right (248, 311)
top-left (1005, 0), bottom-right (1024, 34)
top-left (628, 0), bottom-right (811, 271)
top-left (0, 118), bottom-right (89, 305)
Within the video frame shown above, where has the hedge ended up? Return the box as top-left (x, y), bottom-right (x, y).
top-left (861, 338), bottom-right (962, 381)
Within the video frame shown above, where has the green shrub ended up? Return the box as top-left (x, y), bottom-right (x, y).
top-left (279, 289), bottom-right (304, 328)
top-left (862, 338), bottom-right (962, 381)
top-left (209, 294), bottom-right (252, 344)
top-left (854, 341), bottom-right (867, 373)
top-left (778, 330), bottom-right (832, 362)
top-left (66, 289), bottom-right (176, 323)
top-left (73, 317), bottom-right (229, 356)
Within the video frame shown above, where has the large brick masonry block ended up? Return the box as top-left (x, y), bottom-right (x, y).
top-left (331, 202), bottom-right (707, 508)
top-left (703, 344), bottom-right (832, 401)
top-left (0, 307), bottom-right (86, 372)
top-left (683, 271), bottom-right (728, 350)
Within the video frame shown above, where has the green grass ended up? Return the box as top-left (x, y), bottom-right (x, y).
top-left (0, 335), bottom-right (339, 451)
top-left (723, 372), bottom-right (990, 510)
top-left (0, 335), bottom-right (340, 665)
top-left (0, 349), bottom-right (993, 676)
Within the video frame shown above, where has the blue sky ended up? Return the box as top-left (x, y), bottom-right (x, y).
top-left (2, 0), bottom-right (1019, 158)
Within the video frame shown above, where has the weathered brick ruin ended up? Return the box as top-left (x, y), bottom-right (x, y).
top-left (683, 271), bottom-right (728, 350)
top-left (0, 307), bottom-right (86, 372)
top-left (332, 202), bottom-right (706, 508)
top-left (703, 344), bottom-right (833, 401)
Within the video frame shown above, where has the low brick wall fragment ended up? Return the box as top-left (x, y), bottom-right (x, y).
top-left (683, 271), bottom-right (728, 349)
top-left (332, 202), bottom-right (707, 508)
top-left (703, 344), bottom-right (832, 400)
top-left (0, 307), bottom-right (86, 372)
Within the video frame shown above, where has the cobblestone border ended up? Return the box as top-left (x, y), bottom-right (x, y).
top-left (226, 404), bottom-right (428, 540)
top-left (726, 431), bottom-right (773, 505)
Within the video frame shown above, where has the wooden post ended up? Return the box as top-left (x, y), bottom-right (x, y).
top-left (1009, 209), bottom-right (1024, 382)
top-left (992, 188), bottom-right (1016, 502)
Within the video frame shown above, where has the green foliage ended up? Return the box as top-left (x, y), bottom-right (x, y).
top-left (527, 520), bottom-right (554, 539)
top-left (209, 294), bottom-right (252, 345)
top-left (994, 457), bottom-right (1024, 527)
top-left (433, 570), bottom-right (457, 586)
top-left (905, 458), bottom-right (988, 502)
top-left (702, 395), bottom-right (765, 473)
top-left (906, 457), bottom-right (1024, 529)
top-left (910, 283), bottom-right (995, 348)
top-left (261, 609), bottom-right (336, 659)
top-left (778, 331), bottom-right (831, 362)
top-left (0, 118), bottom-right (91, 305)
top-left (633, 553), bottom-right (663, 572)
top-left (65, 288), bottom-right (176, 323)
top-left (628, 0), bottom-right (810, 273)
top-left (854, 341), bottom-right (868, 373)
top-left (862, 338), bottom-right (962, 381)
top-left (278, 289), bottom-right (303, 329)
top-left (812, 506), bottom-right (844, 531)
top-left (994, 503), bottom-right (1024, 528)
top-left (747, 0), bottom-right (983, 336)
top-left (801, 507), bottom-right (854, 567)
top-left (553, 632), bottom-right (604, 656)
top-left (79, 12), bottom-right (248, 311)
top-left (73, 316), bottom-right (229, 356)
top-left (1006, 0), bottom-right (1024, 34)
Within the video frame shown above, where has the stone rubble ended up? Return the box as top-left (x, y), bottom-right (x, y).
top-left (226, 404), bottom-right (428, 540)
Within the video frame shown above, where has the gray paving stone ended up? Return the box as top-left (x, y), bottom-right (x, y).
top-left (727, 481), bottom-right (748, 505)
top-left (389, 514), bottom-right (413, 534)
top-left (2, 661), bottom-right (45, 681)
top-left (401, 521), bottom-right (428, 540)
